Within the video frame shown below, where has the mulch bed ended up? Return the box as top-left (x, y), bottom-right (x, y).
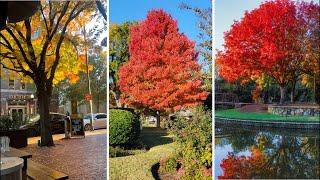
top-left (237, 104), bottom-right (268, 113)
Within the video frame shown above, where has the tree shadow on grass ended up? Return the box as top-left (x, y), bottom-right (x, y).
top-left (151, 163), bottom-right (161, 180)
top-left (139, 127), bottom-right (173, 149)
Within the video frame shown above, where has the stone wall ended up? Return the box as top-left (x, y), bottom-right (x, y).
top-left (268, 105), bottom-right (320, 117)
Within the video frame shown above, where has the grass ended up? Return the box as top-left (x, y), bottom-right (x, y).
top-left (215, 109), bottom-right (319, 123)
top-left (109, 127), bottom-right (175, 180)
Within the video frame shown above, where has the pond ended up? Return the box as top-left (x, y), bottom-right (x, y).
top-left (215, 122), bottom-right (320, 179)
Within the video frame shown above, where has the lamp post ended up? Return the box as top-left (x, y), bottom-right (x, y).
top-left (83, 25), bottom-right (94, 131)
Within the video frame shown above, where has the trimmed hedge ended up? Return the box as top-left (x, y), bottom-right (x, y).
top-left (109, 109), bottom-right (140, 146)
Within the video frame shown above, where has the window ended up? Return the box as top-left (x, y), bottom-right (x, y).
top-left (96, 114), bottom-right (107, 119)
top-left (9, 77), bottom-right (14, 89)
top-left (21, 81), bottom-right (26, 90)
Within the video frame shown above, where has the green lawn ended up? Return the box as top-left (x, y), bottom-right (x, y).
top-left (109, 127), bottom-right (175, 180)
top-left (215, 109), bottom-right (319, 123)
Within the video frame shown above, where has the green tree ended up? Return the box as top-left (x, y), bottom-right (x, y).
top-left (109, 22), bottom-right (136, 107)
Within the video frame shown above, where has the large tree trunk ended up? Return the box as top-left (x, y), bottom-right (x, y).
top-left (156, 113), bottom-right (160, 128)
top-left (37, 83), bottom-right (54, 146)
top-left (96, 92), bottom-right (100, 112)
top-left (290, 81), bottom-right (296, 104)
top-left (279, 86), bottom-right (286, 105)
top-left (110, 90), bottom-right (121, 107)
top-left (314, 75), bottom-right (320, 104)
top-left (263, 88), bottom-right (269, 104)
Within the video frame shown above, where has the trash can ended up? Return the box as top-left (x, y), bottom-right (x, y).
top-left (64, 116), bottom-right (71, 139)
top-left (70, 114), bottom-right (85, 138)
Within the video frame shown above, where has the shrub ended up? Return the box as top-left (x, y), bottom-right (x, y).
top-left (0, 116), bottom-right (12, 131)
top-left (159, 156), bottom-right (179, 173)
top-left (168, 106), bottom-right (212, 179)
top-left (109, 109), bottom-right (140, 146)
top-left (0, 115), bottom-right (26, 131)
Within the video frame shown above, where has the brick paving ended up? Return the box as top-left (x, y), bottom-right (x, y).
top-left (21, 129), bottom-right (107, 180)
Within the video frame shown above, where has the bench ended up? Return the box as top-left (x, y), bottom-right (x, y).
top-left (27, 160), bottom-right (68, 180)
top-left (4, 147), bottom-right (32, 180)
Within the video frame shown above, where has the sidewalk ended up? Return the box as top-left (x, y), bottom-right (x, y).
top-left (27, 129), bottom-right (107, 145)
top-left (22, 129), bottom-right (107, 180)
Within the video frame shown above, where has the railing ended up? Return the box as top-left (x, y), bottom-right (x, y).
top-left (215, 93), bottom-right (239, 104)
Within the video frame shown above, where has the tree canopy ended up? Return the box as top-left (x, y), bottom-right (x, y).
top-left (216, 0), bottom-right (319, 104)
top-left (109, 22), bottom-right (136, 107)
top-left (118, 9), bottom-right (208, 113)
top-left (0, 1), bottom-right (97, 146)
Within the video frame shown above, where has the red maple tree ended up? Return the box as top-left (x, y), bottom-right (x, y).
top-left (219, 147), bottom-right (270, 179)
top-left (216, 0), bottom-right (306, 104)
top-left (118, 9), bottom-right (208, 125)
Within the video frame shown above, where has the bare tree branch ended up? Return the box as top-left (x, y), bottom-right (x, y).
top-left (4, 27), bottom-right (34, 69)
top-left (40, 5), bottom-right (49, 34)
top-left (24, 19), bottom-right (37, 63)
top-left (39, 1), bottom-right (70, 70)
top-left (49, 2), bottom-right (92, 83)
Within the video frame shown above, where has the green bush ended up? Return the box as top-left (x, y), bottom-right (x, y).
top-left (168, 106), bottom-right (212, 179)
top-left (0, 116), bottom-right (12, 130)
top-left (0, 115), bottom-right (26, 130)
top-left (109, 109), bottom-right (140, 147)
top-left (159, 156), bottom-right (179, 173)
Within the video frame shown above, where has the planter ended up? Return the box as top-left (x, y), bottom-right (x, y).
top-left (0, 129), bottom-right (28, 148)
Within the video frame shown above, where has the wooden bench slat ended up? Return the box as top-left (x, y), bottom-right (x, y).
top-left (27, 160), bottom-right (68, 180)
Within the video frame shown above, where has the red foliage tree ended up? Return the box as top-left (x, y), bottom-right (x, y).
top-left (118, 9), bottom-right (208, 126)
top-left (216, 0), bottom-right (306, 104)
top-left (219, 147), bottom-right (270, 179)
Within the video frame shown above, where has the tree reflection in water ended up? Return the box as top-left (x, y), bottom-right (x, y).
top-left (216, 125), bottom-right (319, 179)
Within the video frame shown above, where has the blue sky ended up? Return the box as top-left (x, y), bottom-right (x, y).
top-left (215, 0), bottom-right (315, 51)
top-left (110, 0), bottom-right (212, 47)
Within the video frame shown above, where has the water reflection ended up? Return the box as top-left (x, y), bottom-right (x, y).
top-left (215, 123), bottom-right (320, 179)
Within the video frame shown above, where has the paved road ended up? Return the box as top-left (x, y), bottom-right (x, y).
top-left (21, 129), bottom-right (107, 180)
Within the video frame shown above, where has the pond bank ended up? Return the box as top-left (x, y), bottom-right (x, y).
top-left (216, 117), bottom-right (320, 129)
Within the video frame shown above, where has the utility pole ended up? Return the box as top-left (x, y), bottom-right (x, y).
top-left (83, 26), bottom-right (94, 131)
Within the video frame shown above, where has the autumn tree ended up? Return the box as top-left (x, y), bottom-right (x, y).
top-left (118, 9), bottom-right (208, 127)
top-left (219, 147), bottom-right (269, 179)
top-left (0, 1), bottom-right (96, 146)
top-left (216, 0), bottom-right (307, 104)
top-left (109, 22), bottom-right (136, 107)
top-left (180, 2), bottom-right (212, 91)
top-left (55, 50), bottom-right (106, 113)
top-left (297, 1), bottom-right (320, 103)
top-left (88, 51), bottom-right (107, 112)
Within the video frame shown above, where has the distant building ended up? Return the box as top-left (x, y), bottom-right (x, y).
top-left (0, 68), bottom-right (59, 120)
top-left (0, 69), bottom-right (37, 121)
top-left (59, 100), bottom-right (107, 116)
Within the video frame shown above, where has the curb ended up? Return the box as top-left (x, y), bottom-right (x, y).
top-left (215, 117), bottom-right (320, 130)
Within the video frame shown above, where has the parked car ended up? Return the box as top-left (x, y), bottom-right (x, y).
top-left (20, 113), bottom-right (70, 137)
top-left (83, 113), bottom-right (107, 131)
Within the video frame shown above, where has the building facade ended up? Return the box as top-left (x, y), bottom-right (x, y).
top-left (0, 69), bottom-right (37, 121)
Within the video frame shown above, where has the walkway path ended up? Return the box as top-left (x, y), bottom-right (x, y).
top-left (22, 129), bottom-right (107, 180)
top-left (110, 127), bottom-right (175, 180)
